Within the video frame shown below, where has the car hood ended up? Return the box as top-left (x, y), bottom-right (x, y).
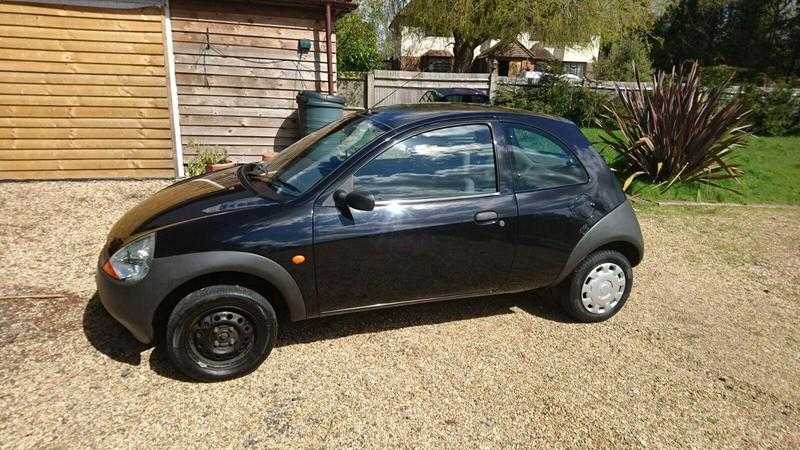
top-left (106, 167), bottom-right (276, 250)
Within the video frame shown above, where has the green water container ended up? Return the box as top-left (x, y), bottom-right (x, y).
top-left (296, 91), bottom-right (346, 136)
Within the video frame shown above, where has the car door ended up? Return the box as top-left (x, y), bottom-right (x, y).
top-left (498, 122), bottom-right (593, 290)
top-left (312, 122), bottom-right (517, 314)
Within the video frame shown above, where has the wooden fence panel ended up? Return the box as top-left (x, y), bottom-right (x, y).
top-left (370, 70), bottom-right (491, 107)
top-left (338, 76), bottom-right (365, 108)
top-left (340, 70), bottom-right (493, 109)
top-left (0, 2), bottom-right (173, 180)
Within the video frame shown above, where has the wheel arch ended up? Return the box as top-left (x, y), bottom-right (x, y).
top-left (149, 251), bottom-right (307, 342)
top-left (595, 240), bottom-right (642, 267)
top-left (153, 271), bottom-right (287, 341)
top-left (553, 200), bottom-right (644, 285)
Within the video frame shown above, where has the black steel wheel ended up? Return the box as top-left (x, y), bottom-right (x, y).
top-left (165, 285), bottom-right (277, 381)
top-left (189, 308), bottom-right (255, 365)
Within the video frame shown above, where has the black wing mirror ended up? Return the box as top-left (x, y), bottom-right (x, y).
top-left (333, 189), bottom-right (375, 211)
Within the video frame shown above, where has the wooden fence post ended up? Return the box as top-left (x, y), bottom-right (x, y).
top-left (162, 0), bottom-right (184, 178)
top-left (365, 71), bottom-right (375, 108)
top-left (488, 72), bottom-right (498, 101)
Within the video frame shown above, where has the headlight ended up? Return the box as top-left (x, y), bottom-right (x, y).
top-left (102, 234), bottom-right (155, 283)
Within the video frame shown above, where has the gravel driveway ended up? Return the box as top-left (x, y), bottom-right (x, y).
top-left (0, 181), bottom-right (798, 448)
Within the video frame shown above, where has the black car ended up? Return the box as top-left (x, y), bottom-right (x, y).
top-left (97, 104), bottom-right (643, 381)
top-left (419, 88), bottom-right (490, 104)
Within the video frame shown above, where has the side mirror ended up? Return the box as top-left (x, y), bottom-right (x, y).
top-left (333, 189), bottom-right (375, 211)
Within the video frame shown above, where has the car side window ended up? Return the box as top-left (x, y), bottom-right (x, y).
top-left (505, 124), bottom-right (588, 191)
top-left (443, 95), bottom-right (464, 102)
top-left (353, 124), bottom-right (497, 201)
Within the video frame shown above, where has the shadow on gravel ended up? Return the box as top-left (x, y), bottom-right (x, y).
top-left (147, 348), bottom-right (195, 382)
top-left (82, 289), bottom-right (571, 381)
top-left (82, 293), bottom-right (150, 366)
top-left (276, 291), bottom-right (573, 347)
top-left (82, 294), bottom-right (193, 381)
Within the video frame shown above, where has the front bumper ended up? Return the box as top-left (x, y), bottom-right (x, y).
top-left (96, 254), bottom-right (190, 344)
top-left (96, 250), bottom-right (310, 344)
top-left (96, 268), bottom-right (163, 343)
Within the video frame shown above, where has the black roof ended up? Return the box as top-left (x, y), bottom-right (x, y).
top-left (362, 103), bottom-right (571, 129)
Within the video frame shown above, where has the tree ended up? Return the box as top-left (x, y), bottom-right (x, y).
top-left (335, 13), bottom-right (382, 73)
top-left (649, 0), bottom-right (726, 71)
top-left (650, 0), bottom-right (800, 78)
top-left (356, 0), bottom-right (407, 58)
top-left (593, 31), bottom-right (652, 81)
top-left (396, 0), bottom-right (655, 72)
top-left (721, 0), bottom-right (799, 76)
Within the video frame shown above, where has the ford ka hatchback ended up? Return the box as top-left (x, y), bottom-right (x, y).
top-left (97, 104), bottom-right (644, 381)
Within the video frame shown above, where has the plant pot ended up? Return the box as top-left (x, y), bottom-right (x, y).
top-left (205, 161), bottom-right (236, 173)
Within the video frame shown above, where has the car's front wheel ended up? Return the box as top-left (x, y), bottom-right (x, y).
top-left (555, 250), bottom-right (633, 322)
top-left (164, 285), bottom-right (277, 381)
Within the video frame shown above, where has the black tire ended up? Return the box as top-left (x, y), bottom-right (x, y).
top-left (165, 285), bottom-right (277, 381)
top-left (555, 250), bottom-right (633, 323)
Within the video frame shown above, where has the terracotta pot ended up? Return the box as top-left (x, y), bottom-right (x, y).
top-left (205, 161), bottom-right (236, 173)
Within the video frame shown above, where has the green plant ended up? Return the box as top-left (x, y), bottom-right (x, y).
top-left (737, 83), bottom-right (800, 136)
top-left (185, 141), bottom-right (229, 177)
top-left (700, 64), bottom-right (740, 89)
top-left (650, 0), bottom-right (800, 80)
top-left (335, 13), bottom-right (382, 73)
top-left (599, 62), bottom-right (751, 193)
top-left (592, 32), bottom-right (652, 82)
top-left (494, 73), bottom-right (611, 127)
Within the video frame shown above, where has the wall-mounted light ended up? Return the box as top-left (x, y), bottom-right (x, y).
top-left (298, 39), bottom-right (312, 54)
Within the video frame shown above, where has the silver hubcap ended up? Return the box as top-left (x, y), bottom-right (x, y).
top-left (581, 263), bottom-right (626, 314)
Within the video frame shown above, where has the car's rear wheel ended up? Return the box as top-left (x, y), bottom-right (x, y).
top-left (165, 285), bottom-right (277, 381)
top-left (555, 250), bottom-right (633, 322)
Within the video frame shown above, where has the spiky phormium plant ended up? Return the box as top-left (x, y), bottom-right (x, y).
top-left (600, 62), bottom-right (751, 192)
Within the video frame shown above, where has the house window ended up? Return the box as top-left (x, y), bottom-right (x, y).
top-left (562, 62), bottom-right (586, 77)
top-left (497, 60), bottom-right (510, 76)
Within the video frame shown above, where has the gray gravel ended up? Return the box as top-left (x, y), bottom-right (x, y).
top-left (0, 181), bottom-right (798, 448)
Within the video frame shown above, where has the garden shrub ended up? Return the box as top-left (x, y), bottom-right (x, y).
top-left (493, 74), bottom-right (611, 127)
top-left (592, 32), bottom-right (652, 82)
top-left (185, 141), bottom-right (230, 177)
top-left (737, 83), bottom-right (800, 136)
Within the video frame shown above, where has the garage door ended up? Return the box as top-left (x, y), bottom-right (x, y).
top-left (0, 1), bottom-right (174, 179)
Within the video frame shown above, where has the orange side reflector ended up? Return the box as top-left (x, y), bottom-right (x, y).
top-left (102, 260), bottom-right (119, 279)
top-left (291, 255), bottom-right (306, 265)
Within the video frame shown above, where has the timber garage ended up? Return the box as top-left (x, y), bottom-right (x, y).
top-left (0, 0), bottom-right (352, 180)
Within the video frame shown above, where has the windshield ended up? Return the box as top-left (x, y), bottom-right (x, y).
top-left (246, 115), bottom-right (389, 197)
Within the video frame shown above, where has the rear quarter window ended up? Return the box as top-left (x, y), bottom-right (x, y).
top-left (504, 124), bottom-right (588, 191)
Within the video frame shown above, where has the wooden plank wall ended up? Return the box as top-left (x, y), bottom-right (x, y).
top-left (171, 0), bottom-right (334, 162)
top-left (0, 2), bottom-right (174, 180)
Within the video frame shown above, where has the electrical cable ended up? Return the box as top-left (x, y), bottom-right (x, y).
top-left (192, 29), bottom-right (314, 92)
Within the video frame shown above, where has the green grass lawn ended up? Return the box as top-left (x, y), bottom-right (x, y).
top-left (581, 128), bottom-right (800, 205)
